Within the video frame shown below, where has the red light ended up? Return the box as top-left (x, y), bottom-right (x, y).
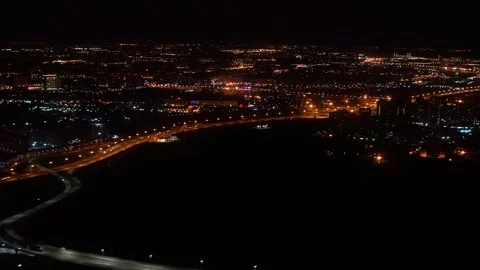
top-left (27, 87), bottom-right (35, 91)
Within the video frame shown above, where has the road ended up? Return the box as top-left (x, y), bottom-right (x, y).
top-left (0, 165), bottom-right (195, 270)
top-left (413, 87), bottom-right (480, 99)
top-left (39, 246), bottom-right (194, 270)
top-left (5, 115), bottom-right (323, 182)
top-left (1, 115), bottom-right (324, 269)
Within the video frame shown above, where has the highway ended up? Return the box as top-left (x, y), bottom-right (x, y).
top-left (4, 115), bottom-right (324, 182)
top-left (1, 115), bottom-right (324, 269)
top-left (413, 86), bottom-right (480, 99)
top-left (0, 165), bottom-right (195, 270)
top-left (36, 246), bottom-right (194, 270)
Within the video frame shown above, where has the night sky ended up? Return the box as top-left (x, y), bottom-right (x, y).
top-left (2, 0), bottom-right (478, 46)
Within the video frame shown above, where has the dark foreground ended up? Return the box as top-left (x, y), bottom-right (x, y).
top-left (4, 120), bottom-right (480, 269)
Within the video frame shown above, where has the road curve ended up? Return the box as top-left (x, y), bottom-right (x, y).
top-left (5, 116), bottom-right (318, 182)
top-left (0, 115), bottom-right (323, 269)
top-left (0, 165), bottom-right (196, 270)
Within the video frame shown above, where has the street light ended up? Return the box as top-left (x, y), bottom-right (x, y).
top-left (101, 249), bottom-right (104, 254)
top-left (200, 260), bottom-right (204, 269)
top-left (149, 254), bottom-right (153, 260)
top-left (254, 265), bottom-right (258, 270)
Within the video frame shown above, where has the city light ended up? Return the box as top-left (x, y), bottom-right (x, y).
top-left (0, 18), bottom-right (480, 270)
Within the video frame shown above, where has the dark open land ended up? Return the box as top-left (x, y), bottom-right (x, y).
top-left (5, 119), bottom-right (479, 269)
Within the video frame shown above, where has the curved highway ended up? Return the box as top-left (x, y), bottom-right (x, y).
top-left (4, 115), bottom-right (319, 182)
top-left (0, 115), bottom-right (323, 269)
top-left (0, 165), bottom-right (195, 270)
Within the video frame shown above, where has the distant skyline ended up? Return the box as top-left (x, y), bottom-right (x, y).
top-left (2, 0), bottom-right (478, 47)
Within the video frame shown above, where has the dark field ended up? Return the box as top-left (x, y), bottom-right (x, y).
top-left (7, 120), bottom-right (480, 269)
top-left (0, 175), bottom-right (64, 221)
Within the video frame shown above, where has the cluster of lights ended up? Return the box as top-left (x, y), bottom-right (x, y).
top-left (9, 113), bottom-right (295, 175)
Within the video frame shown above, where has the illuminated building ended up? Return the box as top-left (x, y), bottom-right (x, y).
top-left (190, 100), bottom-right (238, 107)
top-left (12, 75), bottom-right (30, 88)
top-left (359, 107), bottom-right (372, 116)
top-left (393, 52), bottom-right (412, 59)
top-left (43, 74), bottom-right (60, 90)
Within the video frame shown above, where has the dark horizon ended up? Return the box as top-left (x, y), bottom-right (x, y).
top-left (1, 0), bottom-right (478, 48)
